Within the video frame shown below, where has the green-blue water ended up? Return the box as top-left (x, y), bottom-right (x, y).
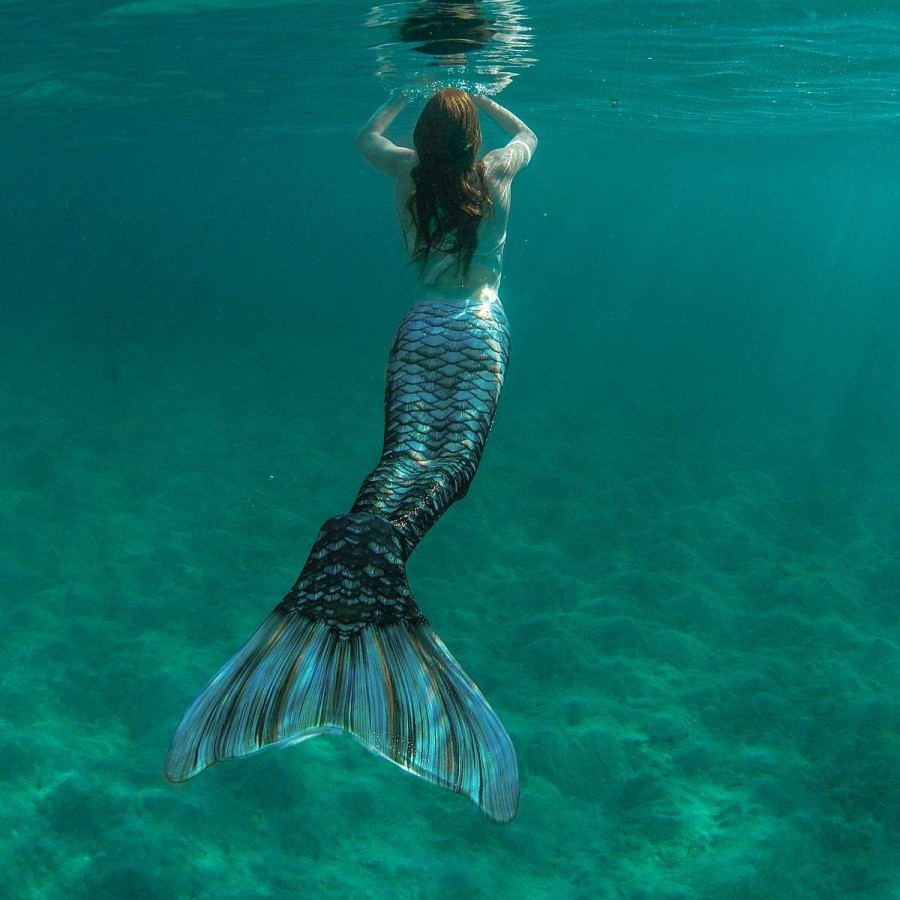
top-left (3, 2), bottom-right (900, 897)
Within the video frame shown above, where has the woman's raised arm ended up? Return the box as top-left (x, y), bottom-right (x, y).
top-left (473, 95), bottom-right (537, 166)
top-left (355, 94), bottom-right (415, 176)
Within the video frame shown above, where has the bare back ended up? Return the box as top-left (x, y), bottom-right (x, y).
top-left (392, 140), bottom-right (533, 297)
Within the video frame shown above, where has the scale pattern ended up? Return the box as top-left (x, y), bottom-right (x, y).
top-left (165, 296), bottom-right (518, 822)
top-left (353, 296), bottom-right (511, 556)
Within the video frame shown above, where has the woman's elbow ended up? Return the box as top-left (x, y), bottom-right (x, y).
top-left (355, 130), bottom-right (372, 156)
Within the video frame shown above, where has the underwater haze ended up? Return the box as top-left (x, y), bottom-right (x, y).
top-left (3, 1), bottom-right (900, 897)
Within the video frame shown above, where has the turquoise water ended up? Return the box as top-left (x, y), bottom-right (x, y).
top-left (3, 1), bottom-right (900, 897)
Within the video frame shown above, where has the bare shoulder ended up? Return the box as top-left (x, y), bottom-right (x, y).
top-left (381, 146), bottom-right (417, 179)
top-left (392, 148), bottom-right (417, 177)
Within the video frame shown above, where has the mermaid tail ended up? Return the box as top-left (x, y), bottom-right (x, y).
top-left (351, 296), bottom-right (510, 554)
top-left (165, 296), bottom-right (517, 822)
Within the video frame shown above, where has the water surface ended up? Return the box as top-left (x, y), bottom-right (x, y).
top-left (2, 2), bottom-right (899, 898)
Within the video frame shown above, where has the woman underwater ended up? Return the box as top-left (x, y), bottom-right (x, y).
top-left (165, 89), bottom-right (537, 823)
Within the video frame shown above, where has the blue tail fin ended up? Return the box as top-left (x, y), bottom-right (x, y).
top-left (164, 513), bottom-right (518, 823)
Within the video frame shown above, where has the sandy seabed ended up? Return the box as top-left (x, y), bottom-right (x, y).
top-left (1, 306), bottom-right (898, 900)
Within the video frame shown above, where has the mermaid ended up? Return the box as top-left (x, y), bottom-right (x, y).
top-left (165, 89), bottom-right (537, 823)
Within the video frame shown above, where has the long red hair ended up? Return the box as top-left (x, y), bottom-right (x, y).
top-left (407, 88), bottom-right (492, 277)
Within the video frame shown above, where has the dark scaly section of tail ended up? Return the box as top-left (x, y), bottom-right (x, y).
top-left (166, 297), bottom-right (517, 821)
top-left (165, 513), bottom-right (518, 822)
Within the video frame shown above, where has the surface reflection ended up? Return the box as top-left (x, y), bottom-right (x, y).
top-left (366, 1), bottom-right (534, 98)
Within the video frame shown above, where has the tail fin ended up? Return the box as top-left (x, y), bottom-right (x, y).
top-left (164, 513), bottom-right (519, 823)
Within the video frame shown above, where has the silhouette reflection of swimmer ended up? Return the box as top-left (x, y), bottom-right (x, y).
top-left (399, 1), bottom-right (496, 57)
